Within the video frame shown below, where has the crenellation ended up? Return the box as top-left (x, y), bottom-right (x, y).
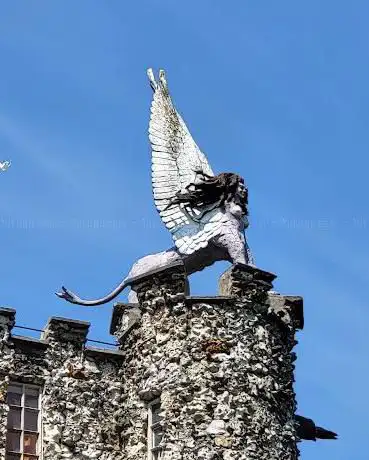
top-left (131, 262), bottom-right (189, 313)
top-left (218, 264), bottom-right (276, 298)
top-left (268, 294), bottom-right (304, 331)
top-left (0, 307), bottom-right (16, 342)
top-left (111, 303), bottom-right (142, 344)
top-left (42, 316), bottom-right (90, 345)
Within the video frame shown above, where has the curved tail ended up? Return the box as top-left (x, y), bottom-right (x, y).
top-left (55, 277), bottom-right (129, 306)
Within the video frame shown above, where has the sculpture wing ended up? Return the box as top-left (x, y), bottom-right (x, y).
top-left (148, 69), bottom-right (223, 255)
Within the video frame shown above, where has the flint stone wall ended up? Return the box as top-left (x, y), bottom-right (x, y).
top-left (111, 262), bottom-right (303, 460)
top-left (0, 310), bottom-right (125, 460)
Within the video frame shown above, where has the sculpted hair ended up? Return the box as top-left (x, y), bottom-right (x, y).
top-left (168, 172), bottom-right (248, 219)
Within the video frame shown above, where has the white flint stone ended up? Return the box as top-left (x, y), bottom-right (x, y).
top-left (206, 419), bottom-right (227, 435)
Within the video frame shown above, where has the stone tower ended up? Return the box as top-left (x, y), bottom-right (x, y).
top-left (111, 262), bottom-right (303, 460)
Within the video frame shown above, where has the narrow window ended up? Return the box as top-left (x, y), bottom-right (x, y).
top-left (5, 382), bottom-right (42, 460)
top-left (148, 398), bottom-right (163, 460)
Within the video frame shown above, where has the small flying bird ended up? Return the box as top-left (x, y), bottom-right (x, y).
top-left (295, 415), bottom-right (338, 441)
top-left (0, 160), bottom-right (11, 172)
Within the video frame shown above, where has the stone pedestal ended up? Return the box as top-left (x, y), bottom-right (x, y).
top-left (112, 263), bottom-right (303, 460)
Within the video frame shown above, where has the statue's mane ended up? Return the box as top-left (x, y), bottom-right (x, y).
top-left (169, 172), bottom-right (248, 220)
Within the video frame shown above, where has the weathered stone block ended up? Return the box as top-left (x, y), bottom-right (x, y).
top-left (130, 261), bottom-right (189, 312)
top-left (218, 263), bottom-right (276, 297)
top-left (110, 303), bottom-right (142, 343)
top-left (42, 316), bottom-right (90, 344)
top-left (268, 294), bottom-right (304, 330)
top-left (0, 307), bottom-right (15, 341)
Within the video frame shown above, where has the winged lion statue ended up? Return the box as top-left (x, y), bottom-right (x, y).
top-left (57, 69), bottom-right (254, 305)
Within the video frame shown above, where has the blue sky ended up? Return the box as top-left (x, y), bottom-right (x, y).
top-left (1, 1), bottom-right (368, 457)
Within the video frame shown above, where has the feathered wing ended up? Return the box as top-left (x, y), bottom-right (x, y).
top-left (148, 69), bottom-right (226, 255)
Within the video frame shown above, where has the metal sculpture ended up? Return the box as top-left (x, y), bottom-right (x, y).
top-left (57, 69), bottom-right (254, 305)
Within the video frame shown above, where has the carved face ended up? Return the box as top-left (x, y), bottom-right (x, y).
top-left (227, 180), bottom-right (248, 220)
top-left (237, 181), bottom-right (248, 203)
top-left (233, 177), bottom-right (248, 214)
